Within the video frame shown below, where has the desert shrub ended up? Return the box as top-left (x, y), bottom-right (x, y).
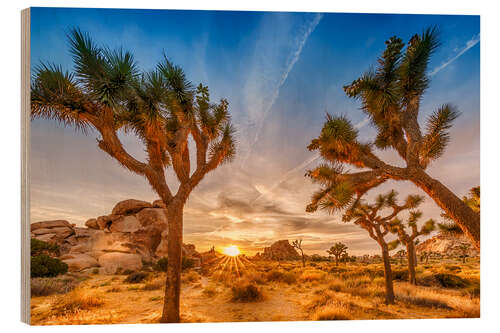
top-left (106, 287), bottom-right (122, 293)
top-left (300, 270), bottom-right (326, 282)
top-left (154, 257), bottom-right (196, 272)
top-left (463, 285), bottom-right (480, 298)
top-left (434, 273), bottom-right (469, 288)
top-left (154, 257), bottom-right (168, 272)
top-left (329, 266), bottom-right (348, 274)
top-left (202, 284), bottom-right (218, 297)
top-left (182, 270), bottom-right (200, 283)
top-left (231, 283), bottom-right (263, 302)
top-left (282, 272), bottom-right (297, 284)
top-left (307, 289), bottom-right (345, 310)
top-left (327, 279), bottom-right (344, 292)
top-left (444, 265), bottom-right (462, 272)
top-left (122, 269), bottom-right (135, 275)
top-left (245, 271), bottom-right (266, 285)
top-left (310, 254), bottom-right (330, 262)
top-left (312, 303), bottom-right (353, 320)
top-left (343, 275), bottom-right (371, 289)
top-left (31, 277), bottom-right (79, 296)
top-left (31, 254), bottom-right (68, 278)
top-left (265, 269), bottom-right (297, 284)
top-left (182, 258), bottom-right (196, 270)
top-left (91, 268), bottom-right (99, 275)
top-left (418, 274), bottom-right (439, 287)
top-left (392, 269), bottom-right (409, 281)
top-left (142, 280), bottom-right (163, 291)
top-left (51, 289), bottom-right (104, 315)
top-left (396, 294), bottom-right (452, 309)
top-left (266, 269), bottom-right (285, 282)
top-left (31, 238), bottom-right (60, 256)
top-left (124, 272), bottom-right (148, 283)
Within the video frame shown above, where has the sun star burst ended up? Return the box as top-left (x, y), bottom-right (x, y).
top-left (222, 245), bottom-right (241, 257)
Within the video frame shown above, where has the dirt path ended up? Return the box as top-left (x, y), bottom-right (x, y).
top-left (180, 277), bottom-right (307, 322)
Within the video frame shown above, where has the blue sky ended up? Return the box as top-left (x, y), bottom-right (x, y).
top-left (30, 8), bottom-right (480, 255)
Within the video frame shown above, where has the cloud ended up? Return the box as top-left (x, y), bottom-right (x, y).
top-left (241, 13), bottom-right (323, 165)
top-left (252, 114), bottom-right (371, 203)
top-left (429, 33), bottom-right (480, 77)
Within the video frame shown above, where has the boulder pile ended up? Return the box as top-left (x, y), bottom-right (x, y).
top-left (253, 240), bottom-right (300, 260)
top-left (416, 233), bottom-right (479, 257)
top-left (31, 199), bottom-right (200, 274)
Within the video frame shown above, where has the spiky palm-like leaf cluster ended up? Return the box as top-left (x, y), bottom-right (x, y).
top-left (31, 28), bottom-right (236, 203)
top-left (439, 186), bottom-right (480, 235)
top-left (306, 27), bottom-right (464, 215)
top-left (305, 27), bottom-right (480, 250)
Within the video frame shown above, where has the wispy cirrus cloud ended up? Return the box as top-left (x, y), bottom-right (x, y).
top-left (429, 33), bottom-right (480, 76)
top-left (241, 13), bottom-right (323, 165)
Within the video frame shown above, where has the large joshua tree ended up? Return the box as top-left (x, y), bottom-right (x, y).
top-left (341, 190), bottom-right (422, 304)
top-left (305, 28), bottom-right (480, 249)
top-left (439, 186), bottom-right (480, 235)
top-left (31, 29), bottom-right (236, 323)
top-left (389, 210), bottom-right (435, 285)
top-left (327, 242), bottom-right (348, 266)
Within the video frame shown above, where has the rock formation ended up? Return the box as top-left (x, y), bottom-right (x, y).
top-left (31, 199), bottom-right (200, 274)
top-left (253, 240), bottom-right (300, 260)
top-left (416, 233), bottom-right (479, 257)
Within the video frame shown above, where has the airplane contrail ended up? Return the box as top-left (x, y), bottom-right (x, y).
top-left (242, 13), bottom-right (323, 166)
top-left (429, 33), bottom-right (480, 77)
top-left (249, 31), bottom-right (482, 204)
top-left (251, 115), bottom-right (370, 203)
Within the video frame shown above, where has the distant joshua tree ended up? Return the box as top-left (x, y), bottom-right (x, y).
top-left (292, 239), bottom-right (306, 267)
top-left (327, 242), bottom-right (348, 266)
top-left (457, 243), bottom-right (470, 264)
top-left (420, 251), bottom-right (430, 264)
top-left (341, 190), bottom-right (422, 304)
top-left (31, 29), bottom-right (236, 323)
top-left (305, 28), bottom-right (480, 249)
top-left (395, 249), bottom-right (406, 265)
top-left (389, 208), bottom-right (436, 285)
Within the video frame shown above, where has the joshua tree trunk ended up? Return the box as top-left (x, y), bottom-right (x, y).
top-left (411, 169), bottom-right (480, 250)
top-left (413, 247), bottom-right (418, 267)
top-left (335, 256), bottom-right (339, 266)
top-left (161, 200), bottom-right (184, 323)
top-left (380, 243), bottom-right (395, 304)
top-left (300, 250), bottom-right (305, 268)
top-left (406, 242), bottom-right (417, 285)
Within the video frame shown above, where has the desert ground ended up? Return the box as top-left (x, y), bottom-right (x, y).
top-left (30, 255), bottom-right (479, 325)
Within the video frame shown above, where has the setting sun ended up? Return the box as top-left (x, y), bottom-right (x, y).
top-left (222, 245), bottom-right (241, 257)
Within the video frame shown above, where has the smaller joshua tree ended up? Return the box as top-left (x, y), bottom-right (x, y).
top-left (342, 190), bottom-right (422, 304)
top-left (327, 242), bottom-right (348, 266)
top-left (292, 239), bottom-right (306, 267)
top-left (395, 249), bottom-right (406, 265)
top-left (457, 243), bottom-right (470, 263)
top-left (390, 210), bottom-right (436, 285)
top-left (420, 251), bottom-right (430, 264)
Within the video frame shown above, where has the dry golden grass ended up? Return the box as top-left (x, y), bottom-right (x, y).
top-left (51, 288), bottom-right (105, 315)
top-left (312, 303), bottom-right (353, 320)
top-left (182, 270), bottom-right (201, 283)
top-left (299, 269), bottom-right (327, 282)
top-left (395, 283), bottom-right (479, 317)
top-left (30, 257), bottom-right (480, 324)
